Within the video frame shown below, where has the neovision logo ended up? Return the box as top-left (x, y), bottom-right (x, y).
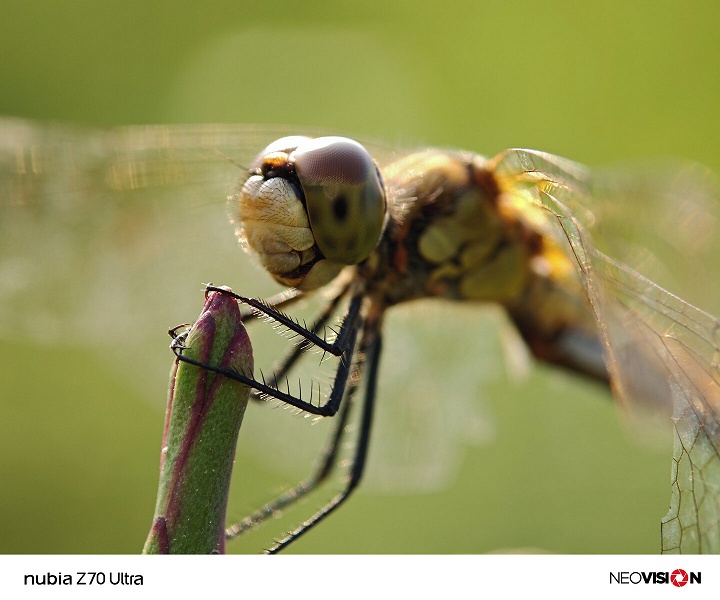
top-left (610, 569), bottom-right (701, 586)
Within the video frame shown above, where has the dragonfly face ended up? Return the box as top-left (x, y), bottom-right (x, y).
top-left (1, 121), bottom-right (718, 554)
top-left (237, 136), bottom-right (386, 290)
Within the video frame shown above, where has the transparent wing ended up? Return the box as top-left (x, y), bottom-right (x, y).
top-left (0, 119), bottom-right (396, 364)
top-left (0, 120), bottom-right (294, 344)
top-left (489, 147), bottom-right (720, 311)
top-left (0, 119), bottom-right (478, 495)
top-left (490, 148), bottom-right (720, 553)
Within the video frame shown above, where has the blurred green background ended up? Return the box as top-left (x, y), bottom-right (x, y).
top-left (1, 0), bottom-right (719, 554)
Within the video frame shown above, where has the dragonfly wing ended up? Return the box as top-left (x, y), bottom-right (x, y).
top-left (0, 120), bottom-right (389, 348)
top-left (363, 300), bottom-right (530, 493)
top-left (0, 120), bottom-right (472, 495)
top-left (491, 147), bottom-right (720, 311)
top-left (592, 251), bottom-right (720, 553)
top-left (0, 120), bottom-right (298, 348)
top-left (491, 147), bottom-right (720, 553)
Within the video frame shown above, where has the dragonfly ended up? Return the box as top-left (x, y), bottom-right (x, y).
top-left (1, 119), bottom-right (719, 553)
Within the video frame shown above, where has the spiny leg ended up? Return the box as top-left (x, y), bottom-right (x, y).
top-left (238, 287), bottom-right (304, 322)
top-left (250, 280), bottom-right (352, 401)
top-left (225, 366), bottom-right (359, 539)
top-left (173, 287), bottom-right (364, 416)
top-left (172, 284), bottom-right (374, 548)
top-left (224, 282), bottom-right (360, 538)
top-left (206, 284), bottom-right (361, 357)
top-left (266, 324), bottom-right (383, 554)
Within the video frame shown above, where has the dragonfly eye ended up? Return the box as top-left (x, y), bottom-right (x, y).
top-left (237, 136), bottom-right (386, 291)
top-left (291, 137), bottom-right (386, 266)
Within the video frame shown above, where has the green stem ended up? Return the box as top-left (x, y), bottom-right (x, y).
top-left (143, 288), bottom-right (253, 554)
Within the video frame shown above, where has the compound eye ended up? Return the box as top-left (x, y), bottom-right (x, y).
top-left (291, 137), bottom-right (386, 265)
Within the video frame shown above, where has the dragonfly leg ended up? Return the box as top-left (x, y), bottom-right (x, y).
top-left (207, 284), bottom-right (362, 357)
top-left (264, 327), bottom-right (382, 554)
top-left (225, 368), bottom-right (358, 540)
top-left (237, 287), bottom-right (304, 322)
top-left (248, 280), bottom-right (352, 402)
top-left (172, 287), bottom-right (364, 416)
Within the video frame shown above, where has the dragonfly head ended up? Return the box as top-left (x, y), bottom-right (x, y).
top-left (237, 136), bottom-right (387, 290)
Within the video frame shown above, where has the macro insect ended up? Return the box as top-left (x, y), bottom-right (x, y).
top-left (2, 122), bottom-right (718, 554)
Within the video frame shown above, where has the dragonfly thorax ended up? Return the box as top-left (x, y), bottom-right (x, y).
top-left (358, 150), bottom-right (533, 307)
